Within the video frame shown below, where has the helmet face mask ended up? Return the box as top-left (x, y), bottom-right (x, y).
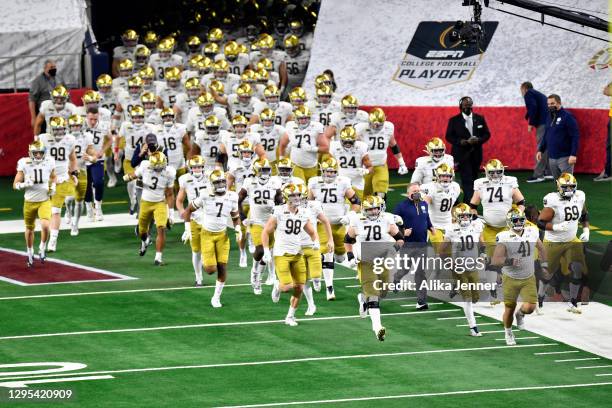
top-left (458, 214), bottom-right (471, 228)
top-left (487, 169), bottom-right (503, 182)
top-left (317, 94), bottom-right (331, 106)
top-left (258, 167), bottom-right (271, 183)
top-left (262, 118), bottom-right (274, 131)
top-left (128, 85), bottom-right (141, 96)
top-left (190, 164), bottom-right (204, 179)
top-left (265, 95), bottom-right (279, 110)
top-left (278, 166), bottom-right (292, 181)
top-left (199, 104), bottom-right (213, 114)
top-left (437, 174), bottom-right (452, 189)
top-left (341, 139), bottom-right (355, 149)
top-left (343, 106), bottom-right (357, 119)
top-left (431, 148), bottom-right (444, 161)
top-left (323, 168), bottom-right (337, 183)
top-left (162, 114), bottom-right (174, 128)
top-left (131, 114), bottom-right (145, 126)
top-left (233, 124), bottom-right (247, 137)
top-left (53, 96), bottom-right (66, 111)
top-left (297, 114), bottom-right (310, 129)
top-left (364, 206), bottom-right (381, 221)
top-left (51, 124), bottom-right (66, 142)
top-left (206, 126), bottom-right (219, 139)
top-left (214, 69), bottom-right (228, 80)
top-left (212, 179), bottom-right (227, 195)
top-left (508, 213), bottom-right (526, 232)
top-left (559, 183), bottom-right (576, 198)
top-left (143, 101), bottom-right (155, 112)
top-left (69, 123), bottom-right (83, 135)
top-left (29, 142), bottom-right (46, 163)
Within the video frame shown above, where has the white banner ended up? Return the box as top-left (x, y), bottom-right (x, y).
top-left (305, 0), bottom-right (610, 108)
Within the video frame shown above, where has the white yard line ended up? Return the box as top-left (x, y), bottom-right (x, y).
top-left (534, 351), bottom-right (580, 356)
top-left (0, 343), bottom-right (559, 382)
top-left (400, 302), bottom-right (443, 307)
top-left (383, 297), bottom-right (416, 301)
top-left (480, 330), bottom-right (512, 334)
top-left (494, 337), bottom-right (540, 341)
top-left (213, 382), bottom-right (612, 408)
top-left (595, 373), bottom-right (612, 377)
top-left (456, 322), bottom-right (499, 327)
top-left (0, 375), bottom-right (114, 388)
top-left (344, 285), bottom-right (361, 288)
top-left (575, 365), bottom-right (612, 370)
top-left (0, 276), bottom-right (357, 301)
top-left (0, 309), bottom-right (460, 341)
top-left (437, 316), bottom-right (480, 320)
top-left (555, 358), bottom-right (601, 363)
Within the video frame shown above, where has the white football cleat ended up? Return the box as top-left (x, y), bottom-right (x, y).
top-left (515, 311), bottom-right (525, 330)
top-left (95, 209), bottom-right (104, 222)
top-left (357, 293), bottom-right (368, 318)
top-left (239, 251), bottom-right (247, 268)
top-left (470, 327), bottom-right (483, 337)
top-left (70, 225), bottom-right (79, 236)
top-left (253, 284), bottom-right (262, 295)
top-left (305, 305), bottom-right (316, 316)
top-left (567, 302), bottom-right (582, 314)
top-left (211, 296), bottom-right (222, 308)
top-left (326, 286), bottom-right (336, 301)
top-left (47, 239), bottom-right (57, 253)
top-left (107, 174), bottom-right (117, 188)
top-left (63, 212), bottom-right (72, 225)
top-left (284, 316), bottom-right (298, 326)
top-left (86, 208), bottom-right (94, 222)
top-left (312, 279), bottom-right (321, 292)
top-left (375, 327), bottom-right (386, 341)
top-left (271, 280), bottom-right (281, 303)
top-left (505, 331), bottom-right (516, 346)
top-left (265, 271), bottom-right (275, 286)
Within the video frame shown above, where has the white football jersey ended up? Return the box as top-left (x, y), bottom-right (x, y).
top-left (286, 32), bottom-right (313, 51)
top-left (135, 162), bottom-right (176, 202)
top-left (474, 176), bottom-right (519, 228)
top-left (222, 131), bottom-right (261, 170)
top-left (227, 94), bottom-right (261, 120)
top-left (308, 175), bottom-right (352, 224)
top-left (249, 124), bottom-right (284, 162)
top-left (354, 122), bottom-right (394, 167)
top-left (243, 176), bottom-right (282, 225)
top-left (178, 172), bottom-right (209, 224)
top-left (38, 133), bottom-right (76, 182)
top-left (17, 156), bottom-right (55, 202)
top-left (286, 121), bottom-right (324, 168)
top-left (306, 100), bottom-right (341, 127)
top-left (99, 91), bottom-right (120, 115)
top-left (329, 140), bottom-right (369, 190)
top-left (112, 77), bottom-right (129, 93)
top-left (201, 73), bottom-right (241, 94)
top-left (192, 191), bottom-right (239, 232)
top-left (157, 124), bottom-right (187, 169)
top-left (444, 222), bottom-right (484, 272)
top-left (228, 160), bottom-right (254, 192)
top-left (214, 53), bottom-right (250, 76)
top-left (329, 110), bottom-right (369, 136)
top-left (253, 101), bottom-right (293, 126)
top-left (173, 93), bottom-right (196, 123)
top-left (39, 100), bottom-right (78, 127)
top-left (543, 190), bottom-right (586, 242)
top-left (249, 50), bottom-right (287, 72)
top-left (411, 154), bottom-right (455, 185)
top-left (194, 131), bottom-right (223, 170)
top-left (119, 122), bottom-right (156, 160)
top-left (113, 46), bottom-right (137, 63)
top-left (421, 181), bottom-right (461, 230)
top-left (72, 132), bottom-right (94, 170)
top-left (84, 119), bottom-right (111, 154)
top-left (144, 108), bottom-right (163, 125)
top-left (185, 106), bottom-right (230, 134)
top-left (350, 213), bottom-right (394, 245)
top-left (496, 226), bottom-right (539, 279)
top-left (117, 93), bottom-right (143, 121)
top-left (270, 175), bottom-right (304, 188)
top-left (150, 54), bottom-right (184, 80)
top-left (157, 83), bottom-right (181, 108)
top-left (74, 106), bottom-right (112, 127)
top-left (300, 200), bottom-right (323, 246)
top-left (284, 51), bottom-right (311, 90)
top-left (272, 204), bottom-right (311, 256)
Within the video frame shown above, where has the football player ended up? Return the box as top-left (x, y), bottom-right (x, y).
top-left (215, 83), bottom-right (261, 121)
top-left (345, 195), bottom-right (404, 341)
top-left (183, 170), bottom-right (241, 307)
top-left (184, 36), bottom-right (203, 64)
top-left (134, 45), bottom-right (151, 71)
top-left (255, 58), bottom-right (280, 86)
top-left (305, 84), bottom-right (340, 127)
top-left (216, 41), bottom-right (250, 76)
top-left (112, 59), bottom-right (135, 92)
top-left (286, 19), bottom-right (313, 52)
top-left (249, 34), bottom-right (288, 92)
top-left (138, 66), bottom-right (159, 94)
top-left (115, 76), bottom-right (144, 128)
top-left (77, 91), bottom-right (112, 125)
top-left (283, 35), bottom-right (310, 93)
top-left (411, 137), bottom-right (454, 185)
top-left (223, 115), bottom-right (265, 169)
top-left (173, 77), bottom-right (201, 124)
top-left (66, 115), bottom-right (94, 236)
top-left (141, 92), bottom-right (162, 125)
top-left (328, 125), bottom-right (372, 199)
top-left (421, 163), bottom-right (461, 254)
top-left (239, 158), bottom-right (282, 293)
top-left (470, 159), bottom-right (525, 303)
top-left (355, 108), bottom-right (408, 199)
top-left (262, 183), bottom-right (319, 326)
top-left (278, 106), bottom-right (328, 183)
top-left (251, 84), bottom-right (293, 126)
top-left (157, 108), bottom-right (190, 208)
top-left (14, 141), bottom-right (56, 266)
top-left (272, 157), bottom-right (304, 187)
top-left (190, 116), bottom-right (230, 169)
top-left (157, 67), bottom-right (182, 109)
top-left (112, 29), bottom-right (139, 77)
top-left (97, 75), bottom-right (120, 116)
top-left (34, 85), bottom-right (77, 135)
top-left (439, 204), bottom-right (486, 336)
top-left (186, 92), bottom-right (230, 138)
top-left (37, 117), bottom-right (77, 252)
top-left (176, 155), bottom-right (208, 286)
top-left (150, 37), bottom-right (184, 81)
top-left (83, 108), bottom-right (113, 221)
top-left (249, 108), bottom-right (285, 170)
top-left (118, 105), bottom-right (157, 214)
top-left (124, 151), bottom-right (175, 265)
top-left (288, 86), bottom-right (307, 110)
top-left (202, 42), bottom-right (221, 61)
top-left (308, 157), bottom-right (361, 299)
top-left (202, 60), bottom-right (240, 93)
top-left (324, 95), bottom-right (369, 141)
top-left (537, 173), bottom-right (589, 313)
top-left (492, 208), bottom-right (547, 346)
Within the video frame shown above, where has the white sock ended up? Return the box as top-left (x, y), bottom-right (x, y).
top-left (286, 305), bottom-right (296, 319)
top-left (538, 280), bottom-right (548, 297)
top-left (464, 301), bottom-right (476, 328)
top-left (303, 281), bottom-right (315, 309)
top-left (192, 252), bottom-right (202, 283)
top-left (155, 252), bottom-right (162, 262)
top-left (27, 247), bottom-right (34, 256)
top-left (214, 280), bottom-right (224, 298)
top-left (505, 327), bottom-right (513, 334)
top-left (323, 252), bottom-right (334, 288)
top-left (64, 197), bottom-right (74, 216)
top-left (50, 229), bottom-right (59, 240)
top-left (369, 307), bottom-right (382, 332)
top-left (95, 200), bottom-right (103, 212)
top-left (240, 248), bottom-right (247, 257)
top-left (86, 202), bottom-right (93, 214)
top-left (39, 241), bottom-right (46, 256)
top-left (73, 201), bottom-right (83, 226)
top-left (127, 181), bottom-right (136, 207)
top-left (268, 256), bottom-right (276, 280)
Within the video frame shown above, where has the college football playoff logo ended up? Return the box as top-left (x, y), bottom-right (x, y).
top-left (393, 21), bottom-right (498, 89)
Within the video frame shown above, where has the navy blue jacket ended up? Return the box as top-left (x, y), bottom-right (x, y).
top-left (393, 199), bottom-right (433, 243)
top-left (539, 108), bottom-right (580, 159)
top-left (523, 89), bottom-right (548, 127)
top-left (131, 145), bottom-right (168, 169)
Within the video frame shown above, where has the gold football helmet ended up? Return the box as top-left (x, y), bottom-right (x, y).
top-left (368, 108), bottom-right (386, 131)
top-left (425, 137), bottom-right (446, 162)
top-left (164, 66), bottom-right (181, 82)
top-left (204, 115), bottom-right (221, 138)
top-left (232, 114), bottom-right (249, 136)
top-left (557, 172), bottom-right (577, 198)
top-left (289, 87), bottom-right (307, 108)
top-left (127, 76), bottom-right (144, 95)
top-left (82, 90), bottom-right (101, 106)
top-left (96, 74), bottom-right (112, 91)
top-left (138, 66), bottom-right (155, 82)
top-left (255, 67), bottom-right (269, 84)
top-left (213, 59), bottom-right (229, 78)
top-left (320, 157), bottom-right (339, 183)
top-left (263, 84), bottom-right (280, 109)
top-left (240, 69), bottom-right (257, 85)
top-left (289, 19), bottom-right (304, 36)
top-left (160, 107), bottom-right (175, 127)
top-left (223, 41), bottom-right (240, 61)
top-left (129, 105), bottom-right (145, 125)
top-left (260, 108), bottom-right (276, 130)
top-left (362, 195), bottom-right (383, 221)
top-left (238, 139), bottom-right (254, 162)
top-left (209, 79), bottom-right (225, 95)
top-left (204, 42), bottom-right (220, 58)
top-left (208, 27), bottom-right (224, 43)
top-left (339, 125), bottom-right (357, 149)
top-left (236, 83), bottom-right (253, 104)
top-left (149, 151), bottom-right (167, 172)
top-left (196, 92), bottom-right (215, 112)
top-left (67, 114), bottom-right (84, 134)
top-left (49, 116), bottom-right (67, 141)
top-left (282, 183), bottom-right (303, 206)
top-left (315, 84), bottom-right (332, 105)
top-left (341, 94), bottom-right (358, 118)
top-left (284, 35), bottom-right (300, 56)
top-left (484, 159), bottom-right (505, 182)
top-left (452, 203), bottom-right (472, 228)
top-left (144, 31), bottom-right (159, 48)
top-left (118, 58), bottom-right (134, 76)
top-left (258, 33), bottom-right (275, 51)
top-left (209, 169), bottom-right (227, 194)
top-left (187, 35), bottom-right (202, 53)
top-left (188, 54), bottom-right (204, 70)
top-left (184, 77), bottom-right (201, 98)
top-left (122, 29), bottom-right (138, 47)
top-left (28, 140), bottom-right (46, 163)
top-left (293, 105), bottom-right (311, 129)
top-left (256, 58), bottom-right (273, 72)
top-left (314, 73), bottom-right (332, 89)
top-left (253, 158), bottom-right (272, 183)
top-left (187, 155), bottom-right (205, 179)
top-left (435, 163), bottom-right (454, 188)
top-left (135, 45), bottom-right (151, 66)
top-left (276, 157), bottom-right (294, 180)
top-left (141, 92), bottom-right (156, 109)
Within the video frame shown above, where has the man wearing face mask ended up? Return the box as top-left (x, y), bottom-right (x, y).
top-left (393, 183), bottom-right (436, 310)
top-left (536, 94), bottom-right (579, 179)
top-left (445, 96), bottom-right (491, 203)
top-left (29, 60), bottom-right (64, 130)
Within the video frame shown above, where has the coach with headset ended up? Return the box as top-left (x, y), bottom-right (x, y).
top-left (445, 96), bottom-right (491, 203)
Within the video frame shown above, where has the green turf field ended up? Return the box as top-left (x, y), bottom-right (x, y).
top-left (0, 172), bottom-right (610, 406)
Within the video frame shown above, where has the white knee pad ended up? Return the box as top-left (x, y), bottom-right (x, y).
top-left (51, 207), bottom-right (62, 215)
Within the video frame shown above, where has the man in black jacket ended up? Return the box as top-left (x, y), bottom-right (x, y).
top-left (445, 96), bottom-right (491, 203)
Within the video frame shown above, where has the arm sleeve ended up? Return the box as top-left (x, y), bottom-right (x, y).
top-left (131, 145), bottom-right (143, 168)
top-left (567, 113), bottom-right (580, 156)
top-left (524, 93), bottom-right (538, 126)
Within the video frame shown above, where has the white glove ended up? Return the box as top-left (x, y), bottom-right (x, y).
top-left (358, 168), bottom-right (370, 176)
top-left (552, 221), bottom-right (571, 232)
top-left (397, 158), bottom-right (409, 175)
top-left (181, 222), bottom-right (191, 244)
top-left (49, 183), bottom-right (56, 197)
top-left (17, 179), bottom-right (34, 190)
top-left (579, 227), bottom-right (590, 242)
top-left (235, 226), bottom-right (243, 242)
top-left (339, 215), bottom-right (350, 225)
top-left (262, 248), bottom-right (272, 264)
top-left (168, 208), bottom-right (175, 225)
top-left (312, 240), bottom-right (320, 251)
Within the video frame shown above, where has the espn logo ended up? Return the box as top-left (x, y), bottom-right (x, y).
top-left (425, 50), bottom-right (465, 58)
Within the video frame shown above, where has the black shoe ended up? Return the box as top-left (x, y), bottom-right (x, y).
top-left (490, 289), bottom-right (497, 298)
top-left (416, 301), bottom-right (429, 310)
top-left (538, 295), bottom-right (544, 308)
top-left (449, 289), bottom-right (458, 299)
top-left (154, 259), bottom-right (165, 266)
top-left (527, 176), bottom-right (545, 183)
top-left (195, 281), bottom-right (203, 287)
top-left (139, 241), bottom-right (148, 257)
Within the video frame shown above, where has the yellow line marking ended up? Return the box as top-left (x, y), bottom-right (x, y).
top-left (102, 201), bottom-right (128, 206)
top-left (389, 182), bottom-right (410, 188)
top-left (0, 208), bottom-right (12, 212)
top-left (589, 225), bottom-right (600, 230)
top-left (596, 230), bottom-right (612, 236)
